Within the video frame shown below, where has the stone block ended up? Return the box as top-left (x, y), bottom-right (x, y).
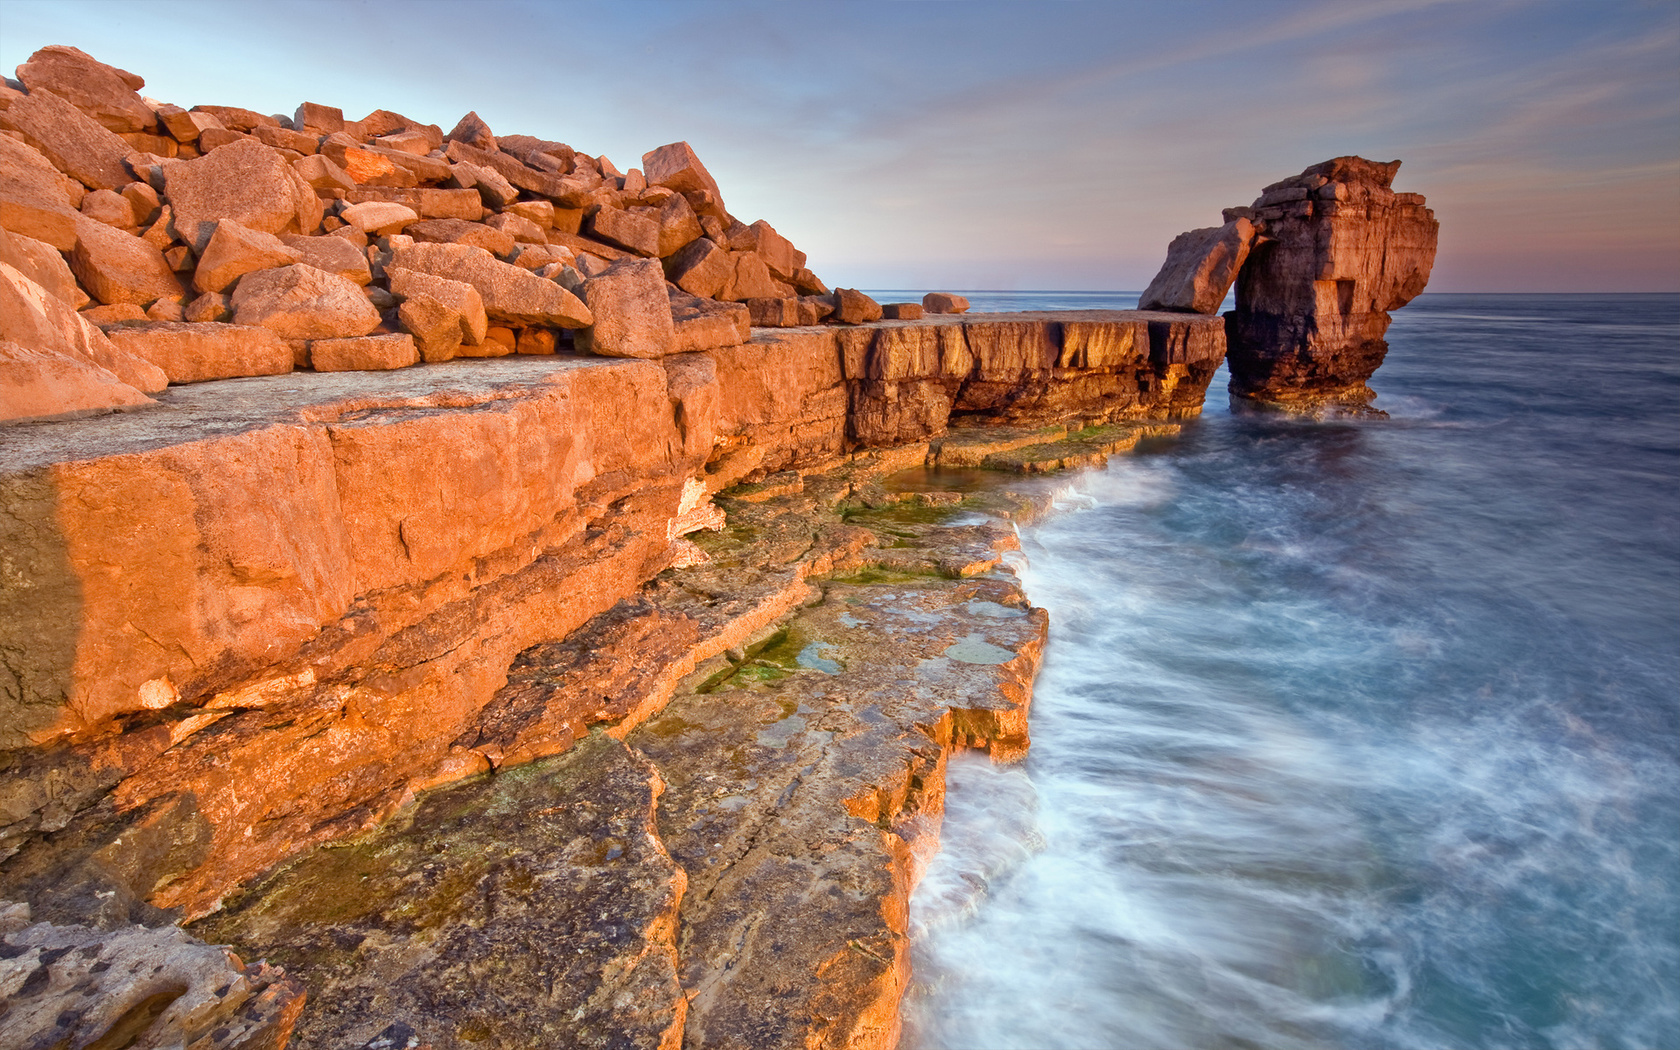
top-left (641, 141), bottom-right (724, 206)
top-left (0, 87), bottom-right (134, 190)
top-left (587, 206), bottom-right (660, 257)
top-left (832, 288), bottom-right (883, 324)
top-left (747, 297), bottom-right (801, 327)
top-left (104, 320), bottom-right (292, 383)
top-left (1138, 217), bottom-right (1254, 314)
top-left (398, 292), bottom-right (464, 362)
top-left (922, 292), bottom-right (969, 314)
top-left (881, 303), bottom-right (923, 320)
top-left (663, 237), bottom-right (731, 299)
top-left (340, 201), bottom-right (419, 236)
top-left (15, 46), bottom-right (153, 133)
top-left (0, 339), bottom-right (152, 423)
top-left (310, 332), bottom-right (419, 372)
top-left (577, 257), bottom-right (674, 358)
top-left (0, 135), bottom-right (83, 250)
top-left (230, 263), bottom-right (382, 341)
top-left (0, 260), bottom-right (167, 390)
top-left (389, 242), bottom-right (591, 328)
top-left (407, 217), bottom-right (516, 257)
top-left (0, 226), bottom-right (88, 308)
top-left (388, 266), bottom-right (489, 344)
top-left (193, 219), bottom-right (302, 294)
top-left (163, 138), bottom-right (315, 251)
top-left (69, 215), bottom-right (182, 306)
top-left (294, 102), bottom-right (344, 134)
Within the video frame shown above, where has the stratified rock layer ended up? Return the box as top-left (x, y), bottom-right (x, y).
top-left (1224, 156), bottom-right (1438, 405)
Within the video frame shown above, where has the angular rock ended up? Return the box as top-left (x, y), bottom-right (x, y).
top-left (0, 87), bottom-right (135, 190)
top-left (655, 192), bottom-right (703, 258)
top-left (507, 199), bottom-right (555, 229)
top-left (747, 297), bottom-right (801, 327)
top-left (1226, 156), bottom-right (1438, 405)
top-left (407, 217), bottom-right (515, 257)
top-left (0, 340), bottom-right (153, 423)
top-left (1139, 217), bottom-right (1255, 314)
top-left (799, 294), bottom-right (836, 324)
top-left (15, 45), bottom-right (154, 133)
top-left (0, 261), bottom-right (167, 390)
top-left (279, 233), bottom-right (372, 285)
top-left (881, 302), bottom-right (924, 320)
top-left (447, 110), bottom-right (497, 152)
top-left (343, 186), bottom-right (483, 221)
top-left (79, 187), bottom-right (135, 229)
top-left (642, 140), bottom-right (724, 207)
top-left (750, 219), bottom-right (800, 280)
top-left (163, 138), bottom-right (313, 251)
top-left (155, 104), bottom-right (223, 144)
top-left (190, 106), bottom-right (279, 133)
top-left (390, 242), bottom-right (592, 328)
top-left (184, 290), bottom-right (232, 322)
top-left (79, 302), bottom-right (147, 326)
top-left (515, 327), bottom-right (557, 355)
top-left (387, 266), bottom-right (489, 344)
top-left (0, 225), bottom-right (88, 308)
top-left (145, 296), bottom-right (186, 322)
top-left (291, 153), bottom-right (355, 193)
top-left (922, 292), bottom-right (969, 314)
top-left (577, 257), bottom-right (675, 358)
top-left (832, 287), bottom-right (883, 324)
top-left (587, 205), bottom-right (660, 257)
top-left (719, 251), bottom-right (789, 302)
top-left (194, 218), bottom-right (303, 294)
top-left (398, 292), bottom-right (464, 362)
top-left (669, 290), bottom-right (750, 352)
top-left (69, 214), bottom-right (182, 305)
top-left (484, 211), bottom-right (547, 244)
top-left (663, 236), bottom-right (732, 299)
top-left (310, 332), bottom-right (419, 372)
top-left (293, 101), bottom-right (344, 134)
top-left (230, 263), bottom-right (381, 341)
top-left (252, 125), bottom-right (319, 155)
top-left (121, 180), bottom-right (161, 226)
top-left (104, 320), bottom-right (292, 383)
top-left (340, 200), bottom-right (419, 236)
top-left (0, 134), bottom-right (83, 249)
top-left (375, 129), bottom-right (432, 156)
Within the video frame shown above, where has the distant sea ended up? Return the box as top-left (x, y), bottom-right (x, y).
top-left (890, 292), bottom-right (1680, 1049)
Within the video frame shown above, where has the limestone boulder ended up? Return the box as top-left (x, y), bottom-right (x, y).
top-left (832, 287), bottom-right (883, 325)
top-left (194, 219), bottom-right (303, 294)
top-left (0, 135), bottom-right (83, 249)
top-left (0, 88), bottom-right (134, 190)
top-left (484, 212), bottom-right (547, 244)
top-left (163, 138), bottom-right (313, 251)
top-left (654, 193), bottom-right (703, 259)
top-left (881, 302), bottom-right (924, 320)
top-left (230, 263), bottom-right (382, 341)
top-left (310, 333), bottom-right (419, 372)
top-left (387, 266), bottom-right (488, 344)
top-left (292, 153), bottom-right (356, 193)
top-left (294, 101), bottom-right (345, 134)
top-left (0, 340), bottom-right (153, 423)
top-left (587, 206), bottom-right (659, 257)
top-left (0, 261), bottom-right (167, 390)
top-left (340, 201), bottom-right (419, 237)
top-left (576, 258), bottom-right (674, 359)
top-left (718, 252), bottom-right (789, 302)
top-left (922, 292), bottom-right (969, 314)
top-left (663, 238), bottom-right (733, 298)
top-left (79, 188), bottom-right (135, 230)
top-left (747, 297), bottom-right (800, 327)
top-left (280, 233), bottom-right (373, 285)
top-left (190, 105), bottom-right (279, 133)
top-left (641, 141), bottom-right (724, 208)
top-left (749, 220), bottom-right (800, 280)
top-left (15, 46), bottom-right (153, 133)
top-left (184, 291), bottom-right (232, 322)
top-left (69, 215), bottom-right (182, 306)
top-left (398, 293), bottom-right (465, 362)
top-left (103, 320), bottom-right (292, 383)
top-left (448, 111), bottom-right (497, 152)
top-left (390, 242), bottom-right (592, 328)
top-left (407, 218), bottom-right (516, 257)
top-left (0, 226), bottom-right (88, 308)
top-left (1139, 217), bottom-right (1255, 314)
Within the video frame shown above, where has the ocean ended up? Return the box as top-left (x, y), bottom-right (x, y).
top-left (881, 292), bottom-right (1680, 1049)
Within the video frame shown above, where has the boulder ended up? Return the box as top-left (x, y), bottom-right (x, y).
top-left (193, 219), bottom-right (302, 294)
top-left (387, 266), bottom-right (489, 344)
top-left (654, 193), bottom-right (703, 258)
top-left (798, 295), bottom-right (835, 324)
top-left (145, 296), bottom-right (185, 322)
top-left (0, 340), bottom-right (153, 423)
top-left (515, 327), bottom-right (558, 355)
top-left (79, 302), bottom-right (147, 326)
top-left (398, 293), bottom-right (464, 362)
top-left (0, 226), bottom-right (88, 308)
top-left (79, 188), bottom-right (135, 230)
top-left (340, 201), bottom-right (419, 237)
top-left (0, 135), bottom-right (83, 249)
top-left (104, 320), bottom-right (292, 383)
top-left (507, 199), bottom-right (555, 229)
top-left (0, 88), bottom-right (134, 190)
top-left (407, 217), bottom-right (515, 257)
top-left (154, 104), bottom-right (222, 144)
top-left (586, 206), bottom-right (659, 257)
top-left (669, 290), bottom-right (749, 352)
top-left (832, 288), bottom-right (883, 324)
top-left (447, 111), bottom-right (497, 153)
top-left (251, 125), bottom-right (319, 155)
top-left (576, 258), bottom-right (674, 359)
top-left (292, 153), bottom-right (356, 193)
top-left (881, 302), bottom-right (924, 320)
top-left (294, 102), bottom-right (345, 134)
top-left (922, 292), bottom-right (969, 314)
top-left (0, 261), bottom-right (167, 390)
top-left (163, 138), bottom-right (315, 251)
top-left (14, 45), bottom-right (154, 133)
top-left (749, 220), bottom-right (800, 280)
top-left (279, 233), bottom-right (372, 285)
top-left (310, 333), bottom-right (419, 372)
top-left (641, 141), bottom-right (724, 207)
top-left (343, 186), bottom-right (483, 221)
top-left (718, 252), bottom-right (788, 302)
top-left (663, 237), bottom-right (732, 299)
top-left (747, 297), bottom-right (801, 327)
top-left (230, 263), bottom-right (382, 341)
top-left (1138, 217), bottom-right (1255, 314)
top-left (189, 105), bottom-right (279, 133)
top-left (121, 181), bottom-right (161, 226)
top-left (484, 212), bottom-right (547, 244)
top-left (69, 215), bottom-right (182, 306)
top-left (389, 242), bottom-right (592, 328)
top-left (183, 291), bottom-right (232, 322)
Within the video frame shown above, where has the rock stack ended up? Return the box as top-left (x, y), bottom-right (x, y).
top-left (1140, 156), bottom-right (1439, 407)
top-left (0, 44), bottom-right (939, 425)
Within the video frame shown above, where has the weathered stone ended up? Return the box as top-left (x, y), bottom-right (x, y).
top-left (499, 134), bottom-right (576, 175)
top-left (509, 242), bottom-right (575, 271)
top-left (390, 242), bottom-right (592, 328)
top-left (398, 292), bottom-right (464, 362)
top-left (882, 302), bottom-right (924, 320)
top-left (230, 263), bottom-right (381, 341)
top-left (0, 905), bottom-right (306, 1048)
top-left (15, 46), bottom-right (153, 133)
top-left (163, 138), bottom-right (313, 251)
top-left (291, 152), bottom-right (355, 192)
top-left (340, 200), bottom-right (418, 236)
top-left (387, 266), bottom-right (489, 344)
top-left (310, 332), bottom-right (419, 372)
top-left (105, 320), bottom-right (293, 383)
top-left (145, 296), bottom-right (185, 322)
top-left (799, 294), bottom-right (836, 324)
top-left (374, 129), bottom-right (431, 156)
top-left (0, 261), bottom-right (167, 390)
top-left (1139, 217), bottom-right (1255, 314)
top-left (0, 87), bottom-right (135, 189)
top-left (749, 219), bottom-right (800, 280)
top-left (577, 257), bottom-right (675, 358)
top-left (184, 290), bottom-right (232, 322)
top-left (278, 233), bottom-right (372, 285)
top-left (719, 251), bottom-right (790, 302)
top-left (0, 225), bottom-right (88, 308)
top-left (1226, 156), bottom-right (1438, 405)
top-left (0, 339), bottom-right (153, 423)
top-left (198, 127), bottom-right (256, 154)
top-left (833, 287), bottom-right (883, 324)
top-left (475, 325), bottom-right (518, 356)
top-left (484, 211), bottom-right (547, 244)
top-left (343, 186), bottom-right (483, 221)
top-left (654, 192), bottom-right (703, 258)
top-left (447, 110), bottom-right (497, 152)
top-left (194, 219), bottom-right (303, 294)
top-left (251, 124), bottom-right (318, 155)
top-left (748, 296), bottom-right (801, 327)
top-left (121, 180), bottom-right (161, 226)
top-left (642, 141), bottom-right (724, 208)
top-left (155, 103), bottom-right (223, 144)
top-left (190, 106), bottom-right (279, 133)
top-left (79, 187), bottom-right (135, 229)
top-left (355, 110), bottom-right (442, 147)
top-left (293, 101), bottom-right (344, 134)
top-left (69, 214), bottom-right (182, 306)
top-left (669, 289), bottom-right (750, 352)
top-left (407, 217), bottom-right (516, 257)
top-left (0, 134), bottom-right (83, 249)
top-left (79, 302), bottom-right (147, 326)
top-left (922, 292), bottom-right (969, 314)
top-left (507, 199), bottom-right (555, 228)
top-left (515, 327), bottom-right (558, 355)
top-left (587, 205), bottom-right (660, 257)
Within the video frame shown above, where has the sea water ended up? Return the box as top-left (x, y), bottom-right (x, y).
top-left (890, 293), bottom-right (1680, 1049)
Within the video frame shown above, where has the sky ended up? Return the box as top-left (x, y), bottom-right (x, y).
top-left (3, 0), bottom-right (1676, 292)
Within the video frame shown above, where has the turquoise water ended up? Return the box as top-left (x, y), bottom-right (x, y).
top-left (901, 293), bottom-right (1680, 1049)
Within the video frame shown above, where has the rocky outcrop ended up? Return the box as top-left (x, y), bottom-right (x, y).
top-left (1140, 156), bottom-right (1437, 407)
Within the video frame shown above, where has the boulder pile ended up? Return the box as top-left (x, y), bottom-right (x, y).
top-left (1139, 156), bottom-right (1438, 406)
top-left (0, 44), bottom-right (969, 424)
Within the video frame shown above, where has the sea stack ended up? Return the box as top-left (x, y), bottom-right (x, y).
top-left (1224, 157), bottom-right (1439, 406)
